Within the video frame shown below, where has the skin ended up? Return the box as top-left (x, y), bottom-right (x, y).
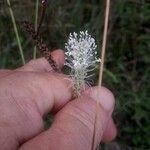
top-left (0, 50), bottom-right (117, 150)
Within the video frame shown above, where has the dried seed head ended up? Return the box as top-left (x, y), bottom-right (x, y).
top-left (22, 21), bottom-right (60, 72)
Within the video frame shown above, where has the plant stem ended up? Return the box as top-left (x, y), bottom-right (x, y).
top-left (33, 0), bottom-right (39, 59)
top-left (98, 0), bottom-right (110, 86)
top-left (92, 0), bottom-right (110, 150)
top-left (37, 0), bottom-right (47, 34)
top-left (6, 0), bottom-right (25, 65)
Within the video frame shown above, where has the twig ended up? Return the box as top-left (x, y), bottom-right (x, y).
top-left (92, 0), bottom-right (111, 150)
top-left (6, 0), bottom-right (25, 65)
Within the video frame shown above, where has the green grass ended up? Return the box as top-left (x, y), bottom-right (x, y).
top-left (0, 0), bottom-right (150, 149)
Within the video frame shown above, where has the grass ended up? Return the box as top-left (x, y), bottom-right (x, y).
top-left (0, 0), bottom-right (149, 149)
top-left (6, 0), bottom-right (25, 65)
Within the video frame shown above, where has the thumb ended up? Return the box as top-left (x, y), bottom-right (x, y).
top-left (20, 87), bottom-right (115, 150)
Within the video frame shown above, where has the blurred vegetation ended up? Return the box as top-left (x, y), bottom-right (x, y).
top-left (0, 0), bottom-right (150, 149)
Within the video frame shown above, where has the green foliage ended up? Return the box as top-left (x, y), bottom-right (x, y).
top-left (0, 0), bottom-right (149, 149)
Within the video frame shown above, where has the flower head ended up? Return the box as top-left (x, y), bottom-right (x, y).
top-left (65, 30), bottom-right (100, 96)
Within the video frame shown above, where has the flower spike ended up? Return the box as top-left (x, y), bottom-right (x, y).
top-left (65, 31), bottom-right (100, 96)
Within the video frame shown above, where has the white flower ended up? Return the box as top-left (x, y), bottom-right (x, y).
top-left (65, 30), bottom-right (100, 96)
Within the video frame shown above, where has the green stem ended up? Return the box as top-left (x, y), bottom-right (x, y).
top-left (33, 0), bottom-right (39, 59)
top-left (6, 0), bottom-right (25, 65)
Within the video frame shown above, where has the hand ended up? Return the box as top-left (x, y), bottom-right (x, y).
top-left (0, 50), bottom-right (116, 150)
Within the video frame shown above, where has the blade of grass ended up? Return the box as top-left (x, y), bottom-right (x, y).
top-left (33, 0), bottom-right (39, 59)
top-left (98, 0), bottom-right (110, 86)
top-left (6, 0), bottom-right (25, 65)
top-left (92, 0), bottom-right (111, 150)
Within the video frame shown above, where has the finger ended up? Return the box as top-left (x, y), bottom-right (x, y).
top-left (0, 72), bottom-right (72, 147)
top-left (0, 49), bottom-right (65, 78)
top-left (19, 87), bottom-right (115, 150)
top-left (18, 49), bottom-right (65, 72)
top-left (1, 72), bottom-right (72, 116)
top-left (17, 57), bottom-right (53, 72)
top-left (84, 86), bottom-right (115, 115)
top-left (85, 87), bottom-right (117, 142)
top-left (0, 70), bottom-right (12, 78)
top-left (101, 118), bottom-right (117, 142)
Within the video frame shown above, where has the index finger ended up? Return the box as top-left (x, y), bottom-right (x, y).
top-left (17, 49), bottom-right (65, 72)
top-left (0, 71), bottom-right (72, 115)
